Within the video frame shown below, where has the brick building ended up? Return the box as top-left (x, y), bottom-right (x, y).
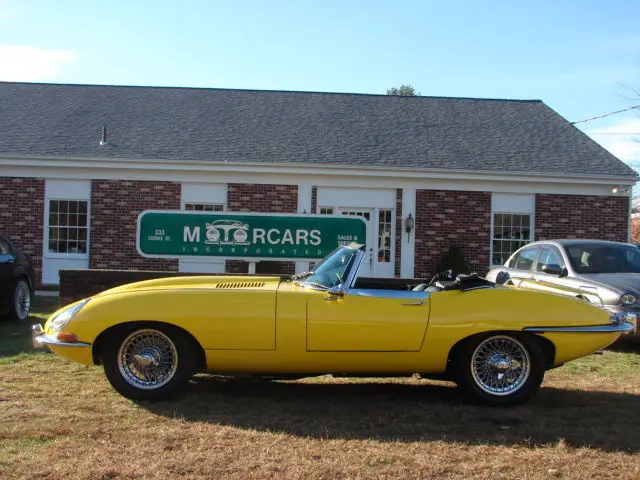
top-left (0, 82), bottom-right (636, 287)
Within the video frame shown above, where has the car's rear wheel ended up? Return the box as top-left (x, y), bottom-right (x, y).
top-left (10, 278), bottom-right (31, 321)
top-left (102, 325), bottom-right (197, 401)
top-left (453, 333), bottom-right (545, 406)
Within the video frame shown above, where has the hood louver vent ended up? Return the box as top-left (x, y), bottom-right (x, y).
top-left (215, 282), bottom-right (266, 289)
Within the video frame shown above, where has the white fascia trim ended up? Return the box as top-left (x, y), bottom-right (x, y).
top-left (0, 154), bottom-right (637, 186)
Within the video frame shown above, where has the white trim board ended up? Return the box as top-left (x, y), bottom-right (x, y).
top-left (317, 187), bottom-right (396, 208)
top-left (1, 155), bottom-right (636, 189)
top-left (181, 183), bottom-right (226, 205)
top-left (3, 166), bottom-right (633, 197)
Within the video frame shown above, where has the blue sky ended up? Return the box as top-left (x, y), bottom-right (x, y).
top-left (1, 0), bottom-right (639, 170)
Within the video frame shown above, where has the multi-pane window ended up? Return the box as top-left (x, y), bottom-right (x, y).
top-left (341, 210), bottom-right (371, 221)
top-left (377, 209), bottom-right (392, 263)
top-left (184, 203), bottom-right (224, 212)
top-left (319, 207), bottom-right (334, 215)
top-left (492, 213), bottom-right (532, 265)
top-left (48, 200), bottom-right (88, 254)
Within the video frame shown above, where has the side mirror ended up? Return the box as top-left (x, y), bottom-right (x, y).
top-left (541, 264), bottom-right (564, 276)
top-left (326, 285), bottom-right (344, 296)
top-left (0, 254), bottom-right (14, 265)
top-left (324, 285), bottom-right (345, 300)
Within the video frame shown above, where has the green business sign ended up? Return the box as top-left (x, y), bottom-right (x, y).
top-left (137, 210), bottom-right (367, 260)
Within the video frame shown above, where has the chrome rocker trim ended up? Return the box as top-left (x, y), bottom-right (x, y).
top-left (31, 324), bottom-right (91, 349)
top-left (523, 322), bottom-right (635, 334)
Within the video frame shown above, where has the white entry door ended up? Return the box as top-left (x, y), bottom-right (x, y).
top-left (42, 180), bottom-right (91, 286)
top-left (336, 207), bottom-right (395, 278)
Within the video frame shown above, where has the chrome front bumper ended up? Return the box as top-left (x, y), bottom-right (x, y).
top-left (31, 324), bottom-right (91, 348)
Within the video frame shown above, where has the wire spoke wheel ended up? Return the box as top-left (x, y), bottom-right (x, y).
top-left (117, 329), bottom-right (179, 390)
top-left (14, 280), bottom-right (31, 320)
top-left (470, 335), bottom-right (531, 396)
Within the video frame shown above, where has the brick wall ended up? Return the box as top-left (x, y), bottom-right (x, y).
top-left (535, 194), bottom-right (629, 242)
top-left (226, 183), bottom-right (298, 274)
top-left (0, 177), bottom-right (45, 286)
top-left (90, 180), bottom-right (180, 271)
top-left (394, 188), bottom-right (402, 277)
top-left (414, 190), bottom-right (491, 278)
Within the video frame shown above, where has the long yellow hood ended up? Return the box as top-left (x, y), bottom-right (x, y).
top-left (94, 275), bottom-right (282, 297)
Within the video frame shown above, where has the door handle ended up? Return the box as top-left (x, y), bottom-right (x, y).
top-left (323, 295), bottom-right (341, 301)
top-left (401, 301), bottom-right (424, 306)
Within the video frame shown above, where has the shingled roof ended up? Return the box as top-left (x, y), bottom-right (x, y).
top-left (0, 81), bottom-right (635, 177)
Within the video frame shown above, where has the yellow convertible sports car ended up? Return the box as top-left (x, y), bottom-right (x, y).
top-left (33, 244), bottom-right (634, 406)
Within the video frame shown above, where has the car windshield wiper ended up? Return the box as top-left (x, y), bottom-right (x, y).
top-left (301, 281), bottom-right (329, 291)
top-left (291, 271), bottom-right (313, 281)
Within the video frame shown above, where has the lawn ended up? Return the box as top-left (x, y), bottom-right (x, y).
top-left (0, 297), bottom-right (638, 479)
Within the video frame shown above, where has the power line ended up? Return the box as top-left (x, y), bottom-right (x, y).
top-left (571, 104), bottom-right (640, 125)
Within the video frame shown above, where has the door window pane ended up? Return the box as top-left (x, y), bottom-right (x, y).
top-left (377, 209), bottom-right (392, 263)
top-left (48, 200), bottom-right (89, 254)
top-left (536, 247), bottom-right (565, 272)
top-left (0, 237), bottom-right (11, 255)
top-left (513, 248), bottom-right (539, 271)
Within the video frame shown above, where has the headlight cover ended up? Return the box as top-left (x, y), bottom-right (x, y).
top-left (49, 299), bottom-right (89, 331)
top-left (620, 293), bottom-right (637, 306)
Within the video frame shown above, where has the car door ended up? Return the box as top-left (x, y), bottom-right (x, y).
top-left (502, 246), bottom-right (541, 289)
top-left (0, 237), bottom-right (15, 311)
top-left (306, 288), bottom-right (430, 352)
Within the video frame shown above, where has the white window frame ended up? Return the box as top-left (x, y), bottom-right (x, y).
top-left (43, 180), bottom-right (91, 260)
top-left (490, 194), bottom-right (535, 267)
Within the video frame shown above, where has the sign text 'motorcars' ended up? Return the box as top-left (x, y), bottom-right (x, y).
top-left (137, 211), bottom-right (367, 260)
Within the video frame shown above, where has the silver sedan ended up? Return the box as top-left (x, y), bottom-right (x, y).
top-left (486, 239), bottom-right (639, 334)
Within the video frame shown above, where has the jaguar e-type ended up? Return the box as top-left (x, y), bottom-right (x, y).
top-left (33, 244), bottom-right (634, 406)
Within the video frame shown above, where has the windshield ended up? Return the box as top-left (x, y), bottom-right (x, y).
top-left (566, 243), bottom-right (640, 274)
top-left (301, 245), bottom-right (360, 290)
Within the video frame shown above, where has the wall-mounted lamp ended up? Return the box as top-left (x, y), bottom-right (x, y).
top-left (404, 212), bottom-right (414, 242)
top-left (612, 185), bottom-right (632, 194)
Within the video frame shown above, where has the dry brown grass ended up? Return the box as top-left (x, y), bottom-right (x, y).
top-left (1, 302), bottom-right (639, 479)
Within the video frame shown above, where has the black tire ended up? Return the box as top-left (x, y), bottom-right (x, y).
top-left (452, 333), bottom-right (545, 406)
top-left (101, 324), bottom-right (197, 401)
top-left (10, 278), bottom-right (32, 321)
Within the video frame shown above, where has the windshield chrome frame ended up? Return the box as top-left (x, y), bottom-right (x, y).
top-left (341, 246), bottom-right (366, 291)
top-left (299, 245), bottom-right (365, 292)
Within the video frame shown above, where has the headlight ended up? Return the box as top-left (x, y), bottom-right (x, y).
top-left (620, 293), bottom-right (637, 306)
top-left (49, 299), bottom-right (89, 331)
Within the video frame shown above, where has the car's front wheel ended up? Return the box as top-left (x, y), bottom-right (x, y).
top-left (102, 325), bottom-right (197, 401)
top-left (453, 333), bottom-right (545, 406)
